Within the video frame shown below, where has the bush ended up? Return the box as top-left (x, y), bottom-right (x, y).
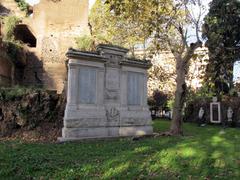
top-left (75, 35), bottom-right (95, 51)
top-left (75, 34), bottom-right (109, 51)
top-left (148, 90), bottom-right (168, 111)
top-left (2, 16), bottom-right (25, 63)
top-left (4, 41), bottom-right (23, 63)
top-left (15, 0), bottom-right (29, 13)
top-left (3, 16), bottom-right (20, 41)
top-left (0, 86), bottom-right (43, 101)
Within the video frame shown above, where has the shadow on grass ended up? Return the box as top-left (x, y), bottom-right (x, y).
top-left (0, 120), bottom-right (239, 179)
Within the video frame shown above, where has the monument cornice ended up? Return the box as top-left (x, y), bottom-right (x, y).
top-left (66, 48), bottom-right (107, 63)
top-left (120, 58), bottom-right (152, 69)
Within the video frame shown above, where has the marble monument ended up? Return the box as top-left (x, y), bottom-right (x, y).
top-left (59, 44), bottom-right (153, 141)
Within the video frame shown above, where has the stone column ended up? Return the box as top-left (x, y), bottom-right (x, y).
top-left (143, 72), bottom-right (149, 110)
top-left (120, 71), bottom-right (128, 108)
top-left (97, 69), bottom-right (105, 107)
top-left (67, 63), bottom-right (78, 108)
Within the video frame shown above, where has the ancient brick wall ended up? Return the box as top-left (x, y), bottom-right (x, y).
top-left (25, 0), bottom-right (90, 93)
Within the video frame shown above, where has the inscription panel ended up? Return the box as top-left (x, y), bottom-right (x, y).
top-left (106, 68), bottom-right (119, 90)
top-left (78, 67), bottom-right (96, 104)
top-left (127, 72), bottom-right (143, 106)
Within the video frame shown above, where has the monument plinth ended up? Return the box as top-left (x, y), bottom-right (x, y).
top-left (59, 44), bottom-right (153, 141)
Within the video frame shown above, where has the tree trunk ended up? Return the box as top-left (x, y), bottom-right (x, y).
top-left (170, 58), bottom-right (187, 135)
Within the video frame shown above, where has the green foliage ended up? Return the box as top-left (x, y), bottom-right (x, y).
top-left (0, 86), bottom-right (42, 101)
top-left (89, 0), bottom-right (146, 53)
top-left (3, 16), bottom-right (20, 41)
top-left (148, 90), bottom-right (168, 110)
top-left (166, 99), bottom-right (175, 110)
top-left (75, 35), bottom-right (95, 51)
top-left (203, 0), bottom-right (240, 92)
top-left (14, 0), bottom-right (29, 13)
top-left (2, 16), bottom-right (25, 63)
top-left (184, 84), bottom-right (215, 121)
top-left (0, 121), bottom-right (239, 179)
top-left (4, 41), bottom-right (23, 63)
top-left (186, 83), bottom-right (215, 103)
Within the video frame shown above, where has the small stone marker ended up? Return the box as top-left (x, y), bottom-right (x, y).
top-left (198, 107), bottom-right (206, 126)
top-left (210, 97), bottom-right (221, 123)
top-left (227, 107), bottom-right (233, 122)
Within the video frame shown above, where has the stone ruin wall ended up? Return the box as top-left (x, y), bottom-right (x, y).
top-left (0, 15), bottom-right (12, 87)
top-left (0, 50), bottom-right (14, 87)
top-left (23, 0), bottom-right (90, 92)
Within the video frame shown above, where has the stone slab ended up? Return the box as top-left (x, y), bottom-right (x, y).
top-left (60, 125), bottom-right (153, 141)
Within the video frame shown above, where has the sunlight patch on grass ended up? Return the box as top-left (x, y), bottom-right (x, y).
top-left (133, 146), bottom-right (151, 153)
top-left (211, 151), bottom-right (223, 159)
top-left (211, 136), bottom-right (224, 145)
top-left (179, 147), bottom-right (196, 157)
top-left (214, 159), bottom-right (226, 168)
top-left (210, 135), bottom-right (233, 148)
top-left (152, 149), bottom-right (180, 170)
top-left (103, 162), bottom-right (130, 178)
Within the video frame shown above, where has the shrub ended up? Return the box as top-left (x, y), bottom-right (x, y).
top-left (2, 16), bottom-right (25, 63)
top-left (75, 34), bottom-right (109, 51)
top-left (75, 35), bottom-right (95, 51)
top-left (4, 41), bottom-right (23, 63)
top-left (0, 86), bottom-right (43, 101)
top-left (148, 90), bottom-right (168, 111)
top-left (14, 0), bottom-right (29, 14)
top-left (3, 16), bottom-right (20, 41)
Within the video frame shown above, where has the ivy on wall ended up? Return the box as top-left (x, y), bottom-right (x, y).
top-left (2, 16), bottom-right (24, 64)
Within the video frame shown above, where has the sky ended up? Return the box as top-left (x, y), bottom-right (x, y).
top-left (25, 0), bottom-right (240, 82)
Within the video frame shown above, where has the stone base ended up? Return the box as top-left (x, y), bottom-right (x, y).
top-left (59, 125), bottom-right (153, 141)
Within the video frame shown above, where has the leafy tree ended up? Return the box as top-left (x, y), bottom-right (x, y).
top-left (202, 0), bottom-right (240, 94)
top-left (89, 0), bottom-right (147, 55)
top-left (148, 90), bottom-right (168, 110)
top-left (106, 0), bottom-right (205, 135)
top-left (153, 90), bottom-right (168, 109)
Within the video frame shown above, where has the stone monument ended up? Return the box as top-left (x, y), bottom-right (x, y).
top-left (227, 107), bottom-right (233, 122)
top-left (198, 107), bottom-right (206, 126)
top-left (210, 97), bottom-right (221, 123)
top-left (59, 44), bottom-right (153, 141)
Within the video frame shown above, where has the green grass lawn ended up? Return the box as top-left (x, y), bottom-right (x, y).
top-left (0, 120), bottom-right (239, 179)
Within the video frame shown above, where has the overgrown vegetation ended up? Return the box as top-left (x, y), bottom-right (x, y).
top-left (75, 34), bottom-right (110, 51)
top-left (2, 16), bottom-right (25, 63)
top-left (3, 16), bottom-right (20, 41)
top-left (0, 86), bottom-right (64, 138)
top-left (0, 86), bottom-right (43, 101)
top-left (75, 35), bottom-right (95, 51)
top-left (14, 0), bottom-right (29, 14)
top-left (0, 120), bottom-right (239, 179)
top-left (87, 0), bottom-right (146, 54)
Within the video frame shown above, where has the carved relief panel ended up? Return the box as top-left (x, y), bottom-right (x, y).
top-left (105, 68), bottom-right (120, 102)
